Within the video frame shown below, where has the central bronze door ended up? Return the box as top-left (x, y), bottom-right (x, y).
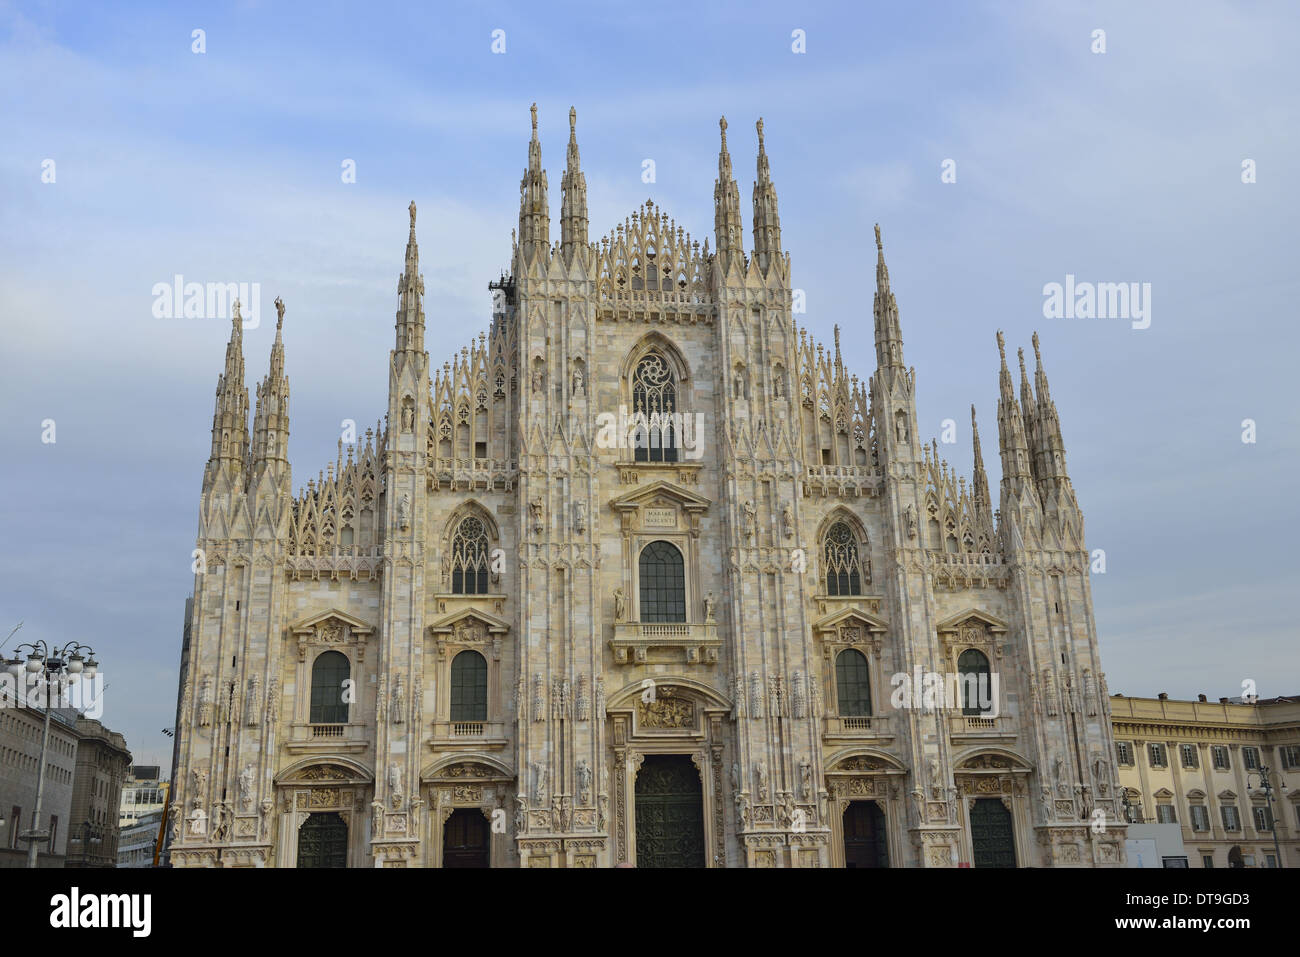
top-left (297, 812), bottom-right (348, 868)
top-left (635, 754), bottom-right (705, 868)
top-left (443, 807), bottom-right (490, 868)
top-left (970, 798), bottom-right (1016, 867)
top-left (843, 801), bottom-right (888, 868)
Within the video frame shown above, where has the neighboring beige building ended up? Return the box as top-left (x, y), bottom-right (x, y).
top-left (170, 109), bottom-right (1126, 868)
top-left (1112, 693), bottom-right (1299, 868)
top-left (0, 704), bottom-right (79, 867)
top-left (66, 717), bottom-right (131, 867)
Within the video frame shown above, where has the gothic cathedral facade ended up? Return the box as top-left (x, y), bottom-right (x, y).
top-left (169, 107), bottom-right (1127, 868)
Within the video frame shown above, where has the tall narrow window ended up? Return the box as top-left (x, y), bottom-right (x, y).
top-left (957, 649), bottom-right (992, 715)
top-left (824, 522), bottom-right (864, 596)
top-left (310, 651), bottom-right (350, 724)
top-left (836, 649), bottom-right (872, 716)
top-left (639, 541), bottom-right (685, 622)
top-left (632, 352), bottom-right (678, 462)
top-left (450, 516), bottom-right (490, 595)
top-left (450, 651), bottom-right (488, 722)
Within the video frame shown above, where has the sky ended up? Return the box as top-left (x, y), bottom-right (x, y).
top-left (1, 0), bottom-right (1297, 770)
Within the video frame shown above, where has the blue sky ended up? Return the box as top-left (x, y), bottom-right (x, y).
top-left (1, 0), bottom-right (1297, 768)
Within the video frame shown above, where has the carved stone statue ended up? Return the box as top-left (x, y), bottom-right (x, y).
top-left (577, 760), bottom-right (592, 805)
top-left (238, 763), bottom-right (254, 811)
top-left (742, 500), bottom-right (756, 541)
top-left (799, 757), bottom-right (812, 800)
top-left (613, 587), bottom-right (627, 622)
top-left (573, 500), bottom-right (587, 534)
top-left (572, 368), bottom-right (584, 395)
top-left (781, 503), bottom-right (794, 539)
top-left (390, 673), bottom-right (405, 724)
top-left (755, 761), bottom-right (769, 802)
top-left (703, 591), bottom-right (716, 622)
top-left (534, 763), bottom-right (548, 805)
top-left (905, 503), bottom-right (918, 539)
top-left (895, 414), bottom-right (908, 442)
top-left (529, 497), bottom-right (544, 534)
top-left (397, 493), bottom-right (411, 530)
top-left (402, 402), bottom-right (414, 432)
top-left (388, 762), bottom-right (403, 810)
top-left (531, 367), bottom-right (544, 394)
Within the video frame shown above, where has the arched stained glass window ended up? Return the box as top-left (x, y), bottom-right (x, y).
top-left (450, 650), bottom-right (488, 722)
top-left (451, 516), bottom-right (490, 595)
top-left (639, 540), bottom-right (685, 622)
top-left (632, 352), bottom-right (678, 463)
top-left (824, 522), bottom-right (864, 596)
top-left (836, 649), bottom-right (872, 716)
top-left (310, 650), bottom-right (350, 724)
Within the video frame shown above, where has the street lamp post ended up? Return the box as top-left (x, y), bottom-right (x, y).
top-left (3, 641), bottom-right (98, 868)
top-left (1247, 764), bottom-right (1287, 868)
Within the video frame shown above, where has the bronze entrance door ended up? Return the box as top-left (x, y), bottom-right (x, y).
top-left (297, 812), bottom-right (348, 868)
top-left (970, 798), bottom-right (1016, 867)
top-left (443, 807), bottom-right (490, 868)
top-left (634, 754), bottom-right (705, 868)
top-left (842, 801), bottom-right (888, 868)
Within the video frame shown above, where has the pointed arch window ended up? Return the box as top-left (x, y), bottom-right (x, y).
top-left (639, 540), bottom-right (685, 622)
top-left (958, 649), bottom-right (992, 715)
top-left (450, 651), bottom-right (488, 722)
top-left (836, 649), bottom-right (872, 716)
top-left (824, 521), bottom-right (866, 596)
top-left (310, 651), bottom-right (351, 724)
top-left (450, 516), bottom-right (491, 595)
top-left (631, 352), bottom-right (678, 462)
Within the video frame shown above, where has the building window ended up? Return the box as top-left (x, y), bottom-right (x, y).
top-left (1148, 743), bottom-right (1167, 768)
top-left (1115, 741), bottom-right (1133, 766)
top-left (8, 807), bottom-right (19, 849)
top-left (638, 541), bottom-right (685, 623)
top-left (957, 649), bottom-right (992, 716)
top-left (1242, 747), bottom-right (1260, 771)
top-left (1281, 745), bottom-right (1300, 770)
top-left (1180, 744), bottom-right (1198, 769)
top-left (1220, 804), bottom-right (1240, 832)
top-left (450, 516), bottom-right (491, 595)
top-left (1253, 806), bottom-right (1273, 832)
top-left (823, 522), bottom-right (864, 596)
top-left (1211, 746), bottom-right (1229, 770)
top-left (631, 352), bottom-right (678, 463)
top-left (449, 651), bottom-right (487, 723)
top-left (309, 650), bottom-right (351, 724)
top-left (49, 815), bottom-right (58, 850)
top-left (1266, 854), bottom-right (1277, 868)
top-left (1202, 854), bottom-right (1214, 868)
top-left (1190, 805), bottom-right (1210, 831)
top-left (835, 649), bottom-right (872, 717)
top-left (1156, 804), bottom-right (1177, 824)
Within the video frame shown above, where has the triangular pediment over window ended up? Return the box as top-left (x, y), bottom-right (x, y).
top-left (287, 608), bottom-right (375, 638)
top-left (935, 608), bottom-right (1010, 635)
top-left (608, 480), bottom-right (711, 513)
top-left (427, 607), bottom-right (510, 639)
top-left (812, 607), bottom-right (889, 636)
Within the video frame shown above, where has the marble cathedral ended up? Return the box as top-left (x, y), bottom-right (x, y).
top-left (169, 106), bottom-right (1127, 868)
